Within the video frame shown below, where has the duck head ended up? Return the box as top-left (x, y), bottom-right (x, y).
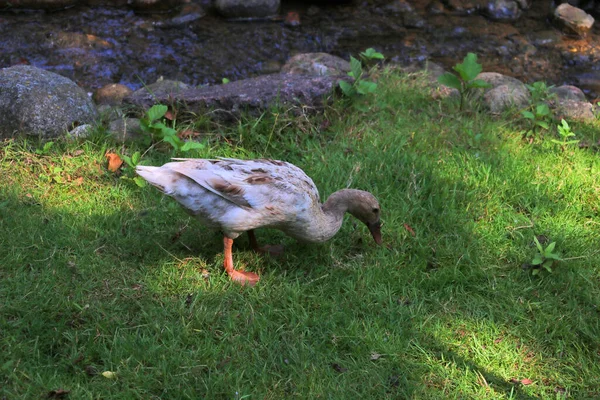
top-left (347, 191), bottom-right (382, 245)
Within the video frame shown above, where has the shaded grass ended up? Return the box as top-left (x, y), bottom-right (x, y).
top-left (1, 69), bottom-right (600, 398)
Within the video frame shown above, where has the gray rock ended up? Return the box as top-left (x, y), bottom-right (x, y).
top-left (68, 124), bottom-right (94, 139)
top-left (482, 0), bottom-right (522, 21)
top-left (553, 99), bottom-right (595, 121)
top-left (108, 118), bottom-right (145, 143)
top-left (132, 78), bottom-right (190, 99)
top-left (475, 72), bottom-right (530, 112)
top-left (0, 65), bottom-right (98, 138)
top-left (127, 0), bottom-right (186, 13)
top-left (215, 0), bottom-right (280, 18)
top-left (0, 0), bottom-right (76, 10)
top-left (124, 73), bottom-right (343, 120)
top-left (549, 85), bottom-right (587, 102)
top-left (281, 53), bottom-right (351, 76)
top-left (553, 3), bottom-right (595, 37)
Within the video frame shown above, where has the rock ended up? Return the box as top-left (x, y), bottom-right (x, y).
top-left (93, 83), bottom-right (133, 106)
top-left (127, 0), bottom-right (187, 13)
top-left (383, 0), bottom-right (414, 14)
top-left (133, 78), bottom-right (190, 99)
top-left (281, 53), bottom-right (351, 76)
top-left (124, 73), bottom-right (343, 120)
top-left (68, 124), bottom-right (94, 139)
top-left (549, 85), bottom-right (587, 102)
top-left (0, 0), bottom-right (76, 10)
top-left (553, 99), bottom-right (595, 121)
top-left (214, 0), bottom-right (280, 18)
top-left (553, 3), bottom-right (595, 37)
top-left (475, 72), bottom-right (530, 113)
top-left (152, 3), bottom-right (206, 28)
top-left (108, 118), bottom-right (145, 143)
top-left (482, 0), bottom-right (522, 21)
top-left (0, 65), bottom-right (98, 139)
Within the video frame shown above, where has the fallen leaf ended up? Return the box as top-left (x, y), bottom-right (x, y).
top-left (74, 177), bottom-right (84, 186)
top-left (101, 371), bottom-right (117, 379)
top-left (105, 153), bottom-right (123, 172)
top-left (72, 149), bottom-right (84, 156)
top-left (47, 388), bottom-right (70, 398)
top-left (403, 223), bottom-right (416, 236)
top-left (178, 129), bottom-right (201, 139)
top-left (165, 110), bottom-right (175, 120)
top-left (370, 352), bottom-right (383, 361)
top-left (521, 378), bottom-right (533, 385)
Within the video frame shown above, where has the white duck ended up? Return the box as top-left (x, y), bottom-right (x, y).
top-left (136, 158), bottom-right (382, 286)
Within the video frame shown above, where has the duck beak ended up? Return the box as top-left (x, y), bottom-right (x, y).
top-left (367, 221), bottom-right (382, 245)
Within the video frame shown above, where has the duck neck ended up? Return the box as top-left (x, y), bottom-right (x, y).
top-left (317, 189), bottom-right (359, 242)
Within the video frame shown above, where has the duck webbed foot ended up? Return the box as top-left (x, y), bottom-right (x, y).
top-left (223, 236), bottom-right (259, 286)
top-left (247, 230), bottom-right (284, 257)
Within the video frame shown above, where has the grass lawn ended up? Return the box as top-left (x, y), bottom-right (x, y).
top-left (1, 69), bottom-right (600, 399)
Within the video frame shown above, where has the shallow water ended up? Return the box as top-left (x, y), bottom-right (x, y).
top-left (0, 1), bottom-right (598, 96)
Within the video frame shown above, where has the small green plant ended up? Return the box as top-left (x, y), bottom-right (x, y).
top-left (521, 81), bottom-right (555, 140)
top-left (35, 141), bottom-right (54, 156)
top-left (359, 48), bottom-right (384, 67)
top-left (521, 103), bottom-right (552, 139)
top-left (437, 52), bottom-right (491, 111)
top-left (530, 236), bottom-right (561, 275)
top-left (222, 78), bottom-right (230, 84)
top-left (551, 119), bottom-right (579, 150)
top-left (338, 50), bottom-right (380, 98)
top-left (525, 81), bottom-right (554, 105)
top-left (140, 104), bottom-right (205, 153)
top-left (119, 151), bottom-right (146, 187)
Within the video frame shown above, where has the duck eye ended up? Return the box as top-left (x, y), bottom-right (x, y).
top-left (372, 208), bottom-right (379, 214)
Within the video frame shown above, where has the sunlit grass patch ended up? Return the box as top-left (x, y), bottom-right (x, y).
top-left (1, 68), bottom-right (600, 398)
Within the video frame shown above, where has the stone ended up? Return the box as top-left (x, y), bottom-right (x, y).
top-left (281, 53), bottom-right (351, 77)
top-left (124, 73), bottom-right (343, 120)
top-left (127, 0), bottom-right (187, 13)
top-left (553, 3), bottom-right (595, 37)
top-left (214, 0), bottom-right (280, 18)
top-left (0, 0), bottom-right (76, 10)
top-left (549, 85), bottom-right (587, 102)
top-left (108, 118), bottom-right (145, 143)
top-left (133, 78), bottom-right (190, 99)
top-left (553, 99), bottom-right (595, 121)
top-left (152, 3), bottom-right (206, 28)
top-left (0, 65), bottom-right (98, 138)
top-left (475, 72), bottom-right (530, 113)
top-left (93, 83), bottom-right (133, 106)
top-left (482, 0), bottom-right (522, 21)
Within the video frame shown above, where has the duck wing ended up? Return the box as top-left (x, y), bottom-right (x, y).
top-left (167, 158), bottom-right (320, 211)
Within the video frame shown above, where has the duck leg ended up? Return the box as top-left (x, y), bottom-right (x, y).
top-left (247, 230), bottom-right (284, 257)
top-left (223, 236), bottom-right (260, 286)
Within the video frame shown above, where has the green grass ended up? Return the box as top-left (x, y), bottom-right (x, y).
top-left (2, 69), bottom-right (600, 399)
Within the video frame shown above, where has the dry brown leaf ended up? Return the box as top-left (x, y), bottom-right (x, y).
top-left (105, 152), bottom-right (123, 172)
top-left (165, 109), bottom-right (175, 121)
top-left (521, 378), bottom-right (533, 385)
top-left (178, 129), bottom-right (201, 139)
top-left (403, 223), bottom-right (416, 236)
top-left (370, 352), bottom-right (383, 361)
top-left (74, 177), bottom-right (84, 186)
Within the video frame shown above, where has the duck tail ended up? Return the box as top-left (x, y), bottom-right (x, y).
top-left (136, 165), bottom-right (175, 194)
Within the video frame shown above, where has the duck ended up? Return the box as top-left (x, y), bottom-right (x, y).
top-left (136, 157), bottom-right (382, 286)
